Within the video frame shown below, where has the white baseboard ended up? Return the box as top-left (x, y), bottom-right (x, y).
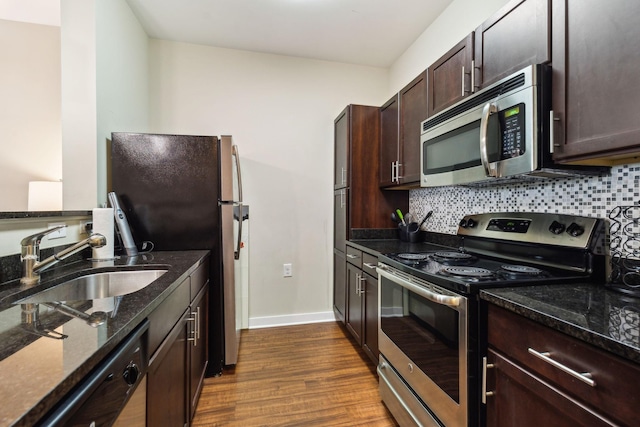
top-left (248, 311), bottom-right (336, 329)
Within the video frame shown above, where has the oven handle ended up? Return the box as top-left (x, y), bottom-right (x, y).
top-left (377, 266), bottom-right (461, 308)
top-left (480, 101), bottom-right (498, 177)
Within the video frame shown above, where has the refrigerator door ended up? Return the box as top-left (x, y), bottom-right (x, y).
top-left (221, 202), bottom-right (240, 365)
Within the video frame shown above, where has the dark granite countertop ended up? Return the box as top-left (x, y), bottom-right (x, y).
top-left (0, 250), bottom-right (209, 426)
top-left (348, 231), bottom-right (460, 256)
top-left (481, 284), bottom-right (640, 364)
top-left (0, 211), bottom-right (91, 220)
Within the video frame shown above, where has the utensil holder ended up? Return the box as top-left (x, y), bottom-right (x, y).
top-left (398, 224), bottom-right (424, 243)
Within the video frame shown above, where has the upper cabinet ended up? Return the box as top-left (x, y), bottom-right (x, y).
top-left (427, 0), bottom-right (550, 117)
top-left (427, 35), bottom-right (474, 117)
top-left (379, 71), bottom-right (428, 188)
top-left (334, 109), bottom-right (349, 190)
top-left (474, 0), bottom-right (550, 88)
top-left (551, 0), bottom-right (640, 165)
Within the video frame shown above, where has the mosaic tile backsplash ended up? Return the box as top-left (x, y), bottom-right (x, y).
top-left (409, 163), bottom-right (640, 235)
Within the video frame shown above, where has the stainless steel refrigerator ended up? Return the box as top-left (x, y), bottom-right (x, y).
top-left (110, 132), bottom-right (245, 376)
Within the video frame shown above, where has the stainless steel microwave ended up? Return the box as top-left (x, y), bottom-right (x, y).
top-left (420, 64), bottom-right (602, 187)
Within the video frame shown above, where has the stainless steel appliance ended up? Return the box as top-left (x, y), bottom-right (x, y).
top-left (420, 65), bottom-right (603, 187)
top-left (110, 133), bottom-right (245, 376)
top-left (377, 212), bottom-right (607, 426)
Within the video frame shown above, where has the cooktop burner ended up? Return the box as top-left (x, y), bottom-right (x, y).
top-left (429, 251), bottom-right (478, 265)
top-left (397, 253), bottom-right (429, 261)
top-left (439, 266), bottom-right (496, 281)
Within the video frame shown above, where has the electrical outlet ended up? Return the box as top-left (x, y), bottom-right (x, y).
top-left (283, 263), bottom-right (292, 277)
top-left (47, 223), bottom-right (67, 239)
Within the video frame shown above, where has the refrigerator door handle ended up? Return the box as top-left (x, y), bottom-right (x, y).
top-left (234, 203), bottom-right (243, 260)
top-left (232, 144), bottom-right (243, 203)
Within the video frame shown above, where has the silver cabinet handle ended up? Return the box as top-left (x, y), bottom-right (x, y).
top-left (480, 102), bottom-right (498, 177)
top-left (346, 253), bottom-right (359, 259)
top-left (391, 161), bottom-right (397, 183)
top-left (363, 262), bottom-right (377, 269)
top-left (196, 306), bottom-right (201, 341)
top-left (187, 314), bottom-right (197, 344)
top-left (339, 189), bottom-right (345, 208)
top-left (358, 274), bottom-right (366, 295)
top-left (341, 167), bottom-right (347, 186)
top-left (396, 162), bottom-right (402, 181)
top-left (355, 273), bottom-right (361, 295)
top-left (471, 59), bottom-right (479, 92)
top-left (528, 348), bottom-right (596, 387)
top-left (461, 65), bottom-right (466, 97)
top-left (482, 356), bottom-right (495, 404)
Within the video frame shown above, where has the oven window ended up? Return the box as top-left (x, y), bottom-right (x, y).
top-left (380, 279), bottom-right (460, 403)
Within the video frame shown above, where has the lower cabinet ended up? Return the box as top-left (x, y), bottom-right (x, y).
top-left (147, 258), bottom-right (210, 426)
top-left (333, 250), bottom-right (347, 322)
top-left (485, 304), bottom-right (640, 427)
top-left (344, 244), bottom-right (379, 365)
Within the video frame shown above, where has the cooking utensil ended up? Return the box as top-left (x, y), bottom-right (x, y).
top-left (396, 209), bottom-right (406, 225)
top-left (418, 211), bottom-right (433, 229)
top-left (391, 212), bottom-right (400, 223)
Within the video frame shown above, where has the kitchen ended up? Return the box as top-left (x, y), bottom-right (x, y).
top-left (1, 0), bottom-right (640, 426)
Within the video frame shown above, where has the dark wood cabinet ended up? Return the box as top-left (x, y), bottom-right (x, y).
top-left (380, 72), bottom-right (428, 188)
top-left (345, 261), bottom-right (364, 345)
top-left (379, 95), bottom-right (399, 187)
top-left (551, 0), bottom-right (640, 164)
top-left (427, 34), bottom-right (474, 117)
top-left (474, 0), bottom-right (550, 88)
top-left (333, 189), bottom-right (347, 253)
top-left (334, 108), bottom-right (349, 190)
top-left (333, 250), bottom-right (347, 322)
top-left (344, 245), bottom-right (379, 365)
top-left (189, 285), bottom-right (208, 420)
top-left (485, 304), bottom-right (640, 427)
top-left (147, 260), bottom-right (210, 426)
top-left (147, 308), bottom-right (189, 427)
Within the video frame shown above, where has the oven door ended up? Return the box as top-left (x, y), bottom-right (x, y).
top-left (377, 264), bottom-right (468, 427)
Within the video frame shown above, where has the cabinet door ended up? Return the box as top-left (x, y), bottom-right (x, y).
top-left (379, 95), bottom-right (399, 187)
top-left (147, 310), bottom-right (189, 427)
top-left (334, 106), bottom-right (349, 189)
top-left (362, 271), bottom-right (379, 365)
top-left (551, 0), bottom-right (640, 164)
top-left (427, 34), bottom-right (473, 117)
top-left (189, 285), bottom-right (209, 421)
top-left (475, 0), bottom-right (550, 89)
top-left (333, 189), bottom-right (348, 252)
top-left (333, 250), bottom-right (347, 323)
top-left (345, 263), bottom-right (363, 345)
top-left (399, 71), bottom-right (428, 186)
top-left (485, 349), bottom-right (615, 427)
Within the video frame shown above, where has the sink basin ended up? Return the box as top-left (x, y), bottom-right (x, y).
top-left (18, 269), bottom-right (168, 303)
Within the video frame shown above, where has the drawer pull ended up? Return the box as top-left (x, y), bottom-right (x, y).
top-left (482, 356), bottom-right (495, 404)
top-left (346, 253), bottom-right (359, 259)
top-left (363, 262), bottom-right (377, 269)
top-left (528, 348), bottom-right (596, 387)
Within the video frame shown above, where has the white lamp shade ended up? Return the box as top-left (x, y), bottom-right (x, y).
top-left (28, 181), bottom-right (62, 211)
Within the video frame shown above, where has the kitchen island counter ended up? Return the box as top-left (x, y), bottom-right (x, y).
top-left (0, 250), bottom-right (209, 426)
top-left (481, 284), bottom-right (640, 364)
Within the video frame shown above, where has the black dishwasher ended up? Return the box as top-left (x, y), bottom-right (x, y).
top-left (37, 320), bottom-right (149, 427)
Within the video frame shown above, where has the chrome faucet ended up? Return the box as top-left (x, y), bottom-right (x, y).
top-left (20, 226), bottom-right (106, 285)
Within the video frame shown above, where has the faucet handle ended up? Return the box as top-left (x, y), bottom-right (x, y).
top-left (20, 225), bottom-right (67, 247)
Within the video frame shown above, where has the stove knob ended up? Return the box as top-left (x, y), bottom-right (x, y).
top-left (123, 362), bottom-right (140, 386)
top-left (566, 222), bottom-right (585, 237)
top-left (549, 221), bottom-right (566, 235)
top-left (459, 219), bottom-right (468, 228)
top-left (466, 218), bottom-right (477, 228)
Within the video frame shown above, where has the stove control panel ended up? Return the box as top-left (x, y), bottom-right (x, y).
top-left (457, 212), bottom-right (602, 249)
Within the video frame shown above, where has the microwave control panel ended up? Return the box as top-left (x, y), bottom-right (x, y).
top-left (499, 103), bottom-right (525, 159)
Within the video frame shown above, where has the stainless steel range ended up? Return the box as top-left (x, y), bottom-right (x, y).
top-left (376, 212), bottom-right (607, 427)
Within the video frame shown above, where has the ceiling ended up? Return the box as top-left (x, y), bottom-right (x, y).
top-left (126, 0), bottom-right (454, 68)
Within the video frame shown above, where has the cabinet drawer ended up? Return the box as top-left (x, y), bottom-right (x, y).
top-left (488, 304), bottom-right (640, 426)
top-left (362, 253), bottom-right (378, 277)
top-left (148, 277), bottom-right (190, 355)
top-left (346, 246), bottom-right (362, 268)
top-left (190, 258), bottom-right (209, 300)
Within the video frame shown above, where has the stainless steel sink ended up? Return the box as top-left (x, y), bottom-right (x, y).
top-left (17, 269), bottom-right (168, 303)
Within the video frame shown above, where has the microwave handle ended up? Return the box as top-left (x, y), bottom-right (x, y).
top-left (480, 102), bottom-right (498, 177)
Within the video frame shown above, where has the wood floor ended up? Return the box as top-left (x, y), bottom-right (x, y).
top-left (192, 322), bottom-right (398, 427)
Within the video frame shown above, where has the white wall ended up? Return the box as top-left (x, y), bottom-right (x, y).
top-left (0, 20), bottom-right (61, 211)
top-left (96, 0), bottom-right (149, 206)
top-left (148, 40), bottom-right (389, 325)
top-left (389, 0), bottom-right (510, 95)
